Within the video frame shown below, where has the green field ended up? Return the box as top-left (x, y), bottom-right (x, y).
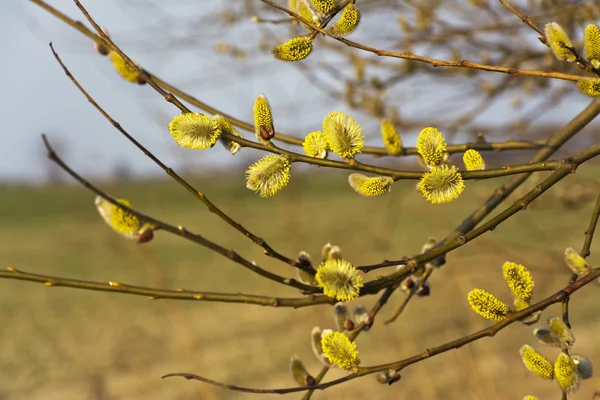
top-left (1, 166), bottom-right (599, 400)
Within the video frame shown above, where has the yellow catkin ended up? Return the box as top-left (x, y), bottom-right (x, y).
top-left (311, 0), bottom-right (334, 14)
top-left (463, 149), bottom-right (485, 170)
top-left (347, 173), bottom-right (394, 197)
top-left (168, 113), bottom-right (221, 150)
top-left (416, 127), bottom-right (447, 167)
top-left (417, 165), bottom-right (465, 204)
top-left (328, 4), bottom-right (361, 38)
top-left (381, 119), bottom-right (402, 155)
top-left (316, 259), bottom-right (363, 301)
top-left (214, 115), bottom-right (244, 155)
top-left (555, 352), bottom-right (580, 393)
top-left (302, 131), bottom-right (328, 158)
top-left (272, 36), bottom-right (313, 62)
top-left (245, 155), bottom-right (291, 198)
top-left (502, 262), bottom-right (534, 303)
top-left (322, 111), bottom-right (364, 159)
top-left (520, 345), bottom-right (554, 380)
top-left (253, 94), bottom-right (274, 143)
top-left (467, 289), bottom-right (509, 322)
top-left (108, 51), bottom-right (141, 83)
top-left (577, 78), bottom-right (600, 97)
top-left (321, 331), bottom-right (359, 371)
top-left (584, 24), bottom-right (600, 68)
top-left (544, 22), bottom-right (576, 62)
top-left (564, 247), bottom-right (591, 276)
top-left (547, 317), bottom-right (575, 349)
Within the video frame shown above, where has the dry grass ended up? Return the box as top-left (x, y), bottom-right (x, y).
top-left (0, 165), bottom-right (599, 400)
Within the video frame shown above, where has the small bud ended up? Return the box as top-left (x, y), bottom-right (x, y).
top-left (547, 317), bottom-right (575, 349)
top-left (334, 302), bottom-right (352, 331)
top-left (253, 94), bottom-right (275, 143)
top-left (572, 355), bottom-right (593, 380)
top-left (137, 225), bottom-right (154, 244)
top-left (289, 356), bottom-right (315, 386)
top-left (93, 27), bottom-right (110, 56)
top-left (534, 326), bottom-right (560, 347)
top-left (376, 369), bottom-right (401, 385)
top-left (311, 327), bottom-right (331, 365)
top-left (343, 319), bottom-right (355, 331)
top-left (214, 115), bottom-right (244, 155)
top-left (6, 267), bottom-right (15, 272)
top-left (321, 243), bottom-right (333, 262)
top-left (296, 251), bottom-right (317, 285)
top-left (564, 247), bottom-right (591, 277)
top-left (401, 277), bottom-right (416, 292)
top-left (327, 245), bottom-right (343, 260)
top-left (416, 282), bottom-right (430, 297)
top-left (109, 281), bottom-right (121, 287)
top-left (421, 237), bottom-right (446, 268)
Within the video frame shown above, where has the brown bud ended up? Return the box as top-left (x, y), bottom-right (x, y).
top-left (93, 27), bottom-right (111, 56)
top-left (259, 125), bottom-right (275, 141)
top-left (416, 283), bottom-right (430, 297)
top-left (344, 319), bottom-right (355, 331)
top-left (401, 277), bottom-right (416, 292)
top-left (137, 227), bottom-right (154, 244)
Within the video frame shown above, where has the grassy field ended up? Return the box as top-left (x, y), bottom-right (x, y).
top-left (0, 165), bottom-right (599, 400)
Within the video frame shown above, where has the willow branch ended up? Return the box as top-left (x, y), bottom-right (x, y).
top-left (162, 268), bottom-right (600, 393)
top-left (36, 2), bottom-right (557, 184)
top-left (580, 187), bottom-right (600, 258)
top-left (41, 134), bottom-right (319, 294)
top-left (300, 283), bottom-right (399, 399)
top-left (384, 268), bottom-right (433, 325)
top-left (66, 3), bottom-right (564, 182)
top-left (0, 267), bottom-right (332, 308)
top-left (29, 0), bottom-right (550, 158)
top-left (47, 43), bottom-right (310, 273)
top-left (260, 0), bottom-right (585, 82)
top-left (498, 0), bottom-right (545, 38)
top-left (359, 98), bottom-right (600, 277)
top-left (361, 140), bottom-right (600, 293)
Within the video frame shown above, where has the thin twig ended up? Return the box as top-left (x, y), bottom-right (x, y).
top-left (48, 42), bottom-right (310, 273)
top-left (260, 0), bottom-right (586, 82)
top-left (162, 268), bottom-right (600, 393)
top-left (40, 134), bottom-right (319, 294)
top-left (361, 140), bottom-right (600, 294)
top-left (0, 267), bottom-right (332, 308)
top-left (580, 186), bottom-right (600, 258)
top-left (28, 0), bottom-right (552, 158)
top-left (384, 268), bottom-right (433, 325)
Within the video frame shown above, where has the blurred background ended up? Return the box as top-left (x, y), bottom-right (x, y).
top-left (1, 0), bottom-right (600, 399)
